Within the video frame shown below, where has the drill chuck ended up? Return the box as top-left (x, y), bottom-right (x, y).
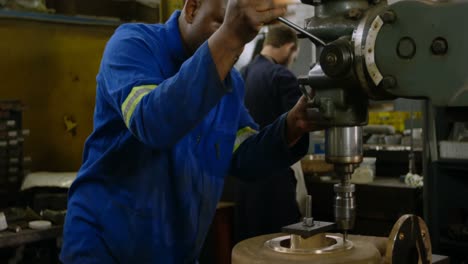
top-left (334, 183), bottom-right (356, 231)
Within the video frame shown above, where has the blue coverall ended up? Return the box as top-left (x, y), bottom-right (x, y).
top-left (60, 11), bottom-right (308, 263)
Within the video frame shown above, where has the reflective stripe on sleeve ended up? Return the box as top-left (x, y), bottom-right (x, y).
top-left (121, 85), bottom-right (157, 127)
top-left (233, 126), bottom-right (258, 153)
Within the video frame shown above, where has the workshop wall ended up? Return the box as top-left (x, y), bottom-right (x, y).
top-left (0, 1), bottom-right (186, 172)
top-left (45, 0), bottom-right (159, 22)
top-left (0, 18), bottom-right (116, 171)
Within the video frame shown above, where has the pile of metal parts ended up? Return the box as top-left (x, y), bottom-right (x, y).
top-left (0, 100), bottom-right (30, 207)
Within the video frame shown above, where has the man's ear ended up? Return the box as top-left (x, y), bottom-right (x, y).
top-left (183, 0), bottom-right (201, 24)
top-left (284, 42), bottom-right (297, 53)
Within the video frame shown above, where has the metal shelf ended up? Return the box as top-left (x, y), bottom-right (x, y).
top-left (436, 158), bottom-right (468, 165)
top-left (364, 144), bottom-right (423, 152)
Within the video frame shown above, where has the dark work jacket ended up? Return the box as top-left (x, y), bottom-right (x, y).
top-left (243, 55), bottom-right (302, 128)
top-left (236, 55), bottom-right (303, 241)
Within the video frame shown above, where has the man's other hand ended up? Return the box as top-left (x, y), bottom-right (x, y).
top-left (285, 95), bottom-right (330, 147)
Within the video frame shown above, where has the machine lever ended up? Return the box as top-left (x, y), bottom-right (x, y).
top-left (277, 17), bottom-right (327, 47)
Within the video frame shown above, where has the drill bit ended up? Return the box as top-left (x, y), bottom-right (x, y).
top-left (343, 231), bottom-right (348, 245)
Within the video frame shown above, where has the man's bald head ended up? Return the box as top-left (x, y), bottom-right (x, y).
top-left (179, 0), bottom-right (227, 54)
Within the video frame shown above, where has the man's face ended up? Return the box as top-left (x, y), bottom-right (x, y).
top-left (190, 0), bottom-right (227, 50)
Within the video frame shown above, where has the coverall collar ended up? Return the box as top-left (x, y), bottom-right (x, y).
top-left (165, 11), bottom-right (190, 63)
top-left (260, 54), bottom-right (279, 65)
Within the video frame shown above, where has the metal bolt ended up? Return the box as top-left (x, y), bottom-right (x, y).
top-left (397, 37), bottom-right (416, 59)
top-left (347, 8), bottom-right (362, 20)
top-left (325, 53), bottom-right (338, 66)
top-left (303, 217), bottom-right (314, 227)
top-left (431, 38), bottom-right (448, 55)
top-left (399, 232), bottom-right (405, 240)
top-left (381, 76), bottom-right (397, 89)
top-left (382, 10), bottom-right (396, 24)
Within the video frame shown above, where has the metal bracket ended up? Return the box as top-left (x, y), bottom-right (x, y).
top-left (282, 221), bottom-right (336, 239)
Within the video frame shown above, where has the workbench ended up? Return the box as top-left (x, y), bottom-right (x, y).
top-left (0, 225), bottom-right (62, 263)
top-left (0, 203), bottom-right (233, 262)
top-left (0, 226), bottom-right (62, 249)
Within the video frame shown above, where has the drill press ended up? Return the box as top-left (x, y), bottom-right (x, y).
top-left (282, 0), bottom-right (468, 243)
top-left (233, 0), bottom-right (468, 262)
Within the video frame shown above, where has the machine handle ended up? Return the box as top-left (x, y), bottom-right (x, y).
top-left (277, 17), bottom-right (327, 47)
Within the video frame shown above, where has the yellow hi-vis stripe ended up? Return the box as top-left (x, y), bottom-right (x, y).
top-left (233, 126), bottom-right (258, 153)
top-left (121, 85), bottom-right (157, 127)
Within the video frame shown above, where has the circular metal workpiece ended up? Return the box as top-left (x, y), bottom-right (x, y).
top-left (385, 215), bottom-right (432, 264)
top-left (265, 235), bottom-right (352, 254)
top-left (397, 37), bottom-right (416, 59)
top-left (232, 233), bottom-right (381, 264)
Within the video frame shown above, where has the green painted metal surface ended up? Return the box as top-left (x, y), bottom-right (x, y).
top-left (375, 0), bottom-right (468, 106)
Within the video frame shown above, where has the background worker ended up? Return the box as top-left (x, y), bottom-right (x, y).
top-left (236, 24), bottom-right (308, 241)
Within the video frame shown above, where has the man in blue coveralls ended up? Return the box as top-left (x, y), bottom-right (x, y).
top-left (61, 0), bottom-right (325, 263)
